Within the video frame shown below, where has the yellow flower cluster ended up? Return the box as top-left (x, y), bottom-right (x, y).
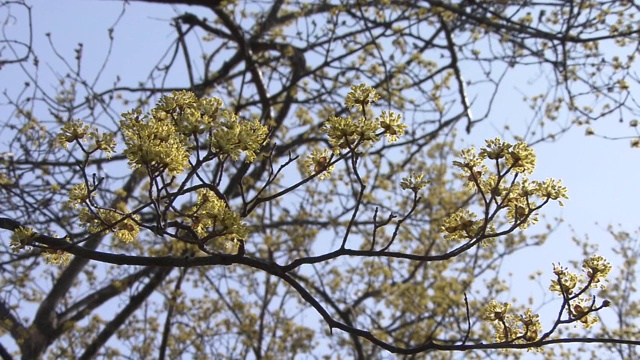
top-left (482, 300), bottom-right (542, 343)
top-left (549, 256), bottom-right (613, 329)
top-left (322, 115), bottom-right (379, 151)
top-left (209, 110), bottom-right (269, 162)
top-left (57, 120), bottom-right (90, 146)
top-left (447, 138), bottom-right (568, 234)
top-left (345, 83), bottom-right (381, 111)
top-left (400, 172), bottom-right (429, 193)
top-left (10, 226), bottom-right (36, 252)
top-left (43, 247), bottom-right (72, 266)
top-left (121, 109), bottom-right (191, 176)
top-left (188, 189), bottom-right (248, 253)
top-left (66, 183), bottom-right (95, 209)
top-left (57, 120), bottom-right (116, 158)
top-left (122, 91), bottom-right (268, 173)
top-left (440, 208), bottom-right (479, 240)
top-left (378, 110), bottom-right (407, 142)
top-left (79, 206), bottom-right (141, 243)
top-left (582, 254), bottom-right (612, 288)
top-left (303, 148), bottom-right (334, 180)
top-left (321, 84), bottom-right (408, 154)
top-left (550, 264), bottom-right (579, 295)
top-left (153, 90), bottom-right (222, 136)
top-left (10, 227), bottom-right (72, 266)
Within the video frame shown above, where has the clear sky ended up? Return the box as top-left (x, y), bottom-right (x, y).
top-left (1, 0), bottom-right (639, 357)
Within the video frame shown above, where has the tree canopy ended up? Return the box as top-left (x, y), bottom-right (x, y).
top-left (1, 0), bottom-right (639, 359)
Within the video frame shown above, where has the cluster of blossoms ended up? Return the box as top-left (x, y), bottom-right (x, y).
top-left (441, 208), bottom-right (483, 241)
top-left (121, 109), bottom-right (192, 175)
top-left (550, 255), bottom-right (612, 329)
top-left (400, 172), bottom-right (430, 193)
top-left (482, 255), bottom-right (613, 344)
top-left (78, 203), bottom-right (141, 243)
top-left (65, 183), bottom-right (95, 209)
top-left (305, 84), bottom-right (408, 179)
top-left (10, 227), bottom-right (72, 265)
top-left (42, 245), bottom-right (72, 266)
top-left (441, 138), bottom-right (568, 242)
top-left (57, 120), bottom-right (116, 158)
top-left (482, 300), bottom-right (542, 343)
top-left (9, 226), bottom-right (36, 252)
top-left (302, 148), bottom-right (334, 180)
top-left (43, 91), bottom-right (264, 262)
top-left (187, 188), bottom-right (248, 254)
top-left (60, 91), bottom-right (269, 177)
top-left (149, 90), bottom-right (269, 164)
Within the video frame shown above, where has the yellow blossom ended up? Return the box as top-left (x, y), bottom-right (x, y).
top-left (534, 178), bottom-right (569, 204)
top-left (209, 110), bottom-right (268, 162)
top-left (441, 208), bottom-right (481, 240)
top-left (188, 189), bottom-right (248, 253)
top-left (506, 141), bottom-right (536, 174)
top-left (582, 254), bottom-right (612, 288)
top-left (482, 301), bottom-right (542, 344)
top-left (43, 248), bottom-right (72, 266)
top-left (571, 298), bottom-right (599, 329)
top-left (90, 130), bottom-right (117, 158)
top-left (452, 147), bottom-right (483, 170)
top-left (345, 83), bottom-right (380, 111)
top-left (479, 138), bottom-right (510, 160)
top-left (378, 111), bottom-right (407, 142)
top-left (550, 263), bottom-right (579, 295)
top-left (79, 207), bottom-right (140, 243)
top-left (121, 109), bottom-right (191, 175)
top-left (400, 172), bottom-right (429, 193)
top-left (505, 195), bottom-right (538, 229)
top-left (0, 172), bottom-right (13, 186)
top-left (56, 120), bottom-right (90, 148)
top-left (482, 300), bottom-right (511, 322)
top-left (66, 183), bottom-right (94, 208)
top-left (154, 91), bottom-right (223, 136)
top-left (322, 115), bottom-right (378, 152)
top-left (10, 226), bottom-right (36, 252)
top-left (519, 309), bottom-right (542, 342)
top-left (303, 148), bottom-right (334, 180)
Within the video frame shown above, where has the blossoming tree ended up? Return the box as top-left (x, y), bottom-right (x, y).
top-left (0, 0), bottom-right (638, 359)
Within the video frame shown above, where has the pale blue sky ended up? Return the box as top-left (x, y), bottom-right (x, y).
top-left (1, 0), bottom-right (639, 357)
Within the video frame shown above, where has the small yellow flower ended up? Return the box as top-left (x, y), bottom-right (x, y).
top-left (303, 148), bottom-right (334, 180)
top-left (209, 111), bottom-right (268, 162)
top-left (43, 248), bottom-right (72, 266)
top-left (519, 309), bottom-right (542, 342)
top-left (121, 109), bottom-right (191, 175)
top-left (400, 172), bottom-right (429, 193)
top-left (56, 120), bottom-right (90, 148)
top-left (534, 178), bottom-right (569, 203)
top-left (66, 183), bottom-right (94, 208)
top-left (571, 298), bottom-right (599, 329)
top-left (10, 226), bottom-right (36, 252)
top-left (479, 137), bottom-right (510, 160)
top-left (0, 172), bottom-right (13, 186)
top-left (441, 209), bottom-right (480, 241)
top-left (506, 141), bottom-right (536, 174)
top-left (90, 131), bottom-right (117, 158)
top-left (79, 207), bottom-right (140, 243)
top-left (582, 254), bottom-right (612, 288)
top-left (322, 115), bottom-right (378, 152)
top-left (550, 263), bottom-right (579, 295)
top-left (188, 189), bottom-right (248, 251)
top-left (482, 300), bottom-right (510, 322)
top-left (345, 83), bottom-right (380, 111)
top-left (378, 111), bottom-right (407, 142)
top-left (452, 147), bottom-right (483, 170)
